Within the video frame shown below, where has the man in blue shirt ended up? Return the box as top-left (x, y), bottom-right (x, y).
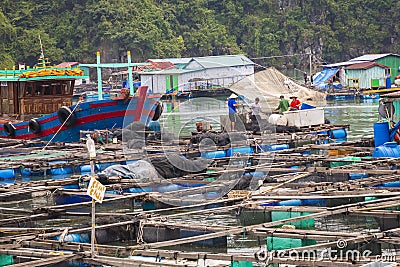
top-left (228, 93), bottom-right (239, 131)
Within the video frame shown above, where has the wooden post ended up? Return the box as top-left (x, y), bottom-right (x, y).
top-left (309, 53), bottom-right (312, 81)
top-left (90, 159), bottom-right (95, 259)
top-left (96, 52), bottom-right (103, 100)
top-left (127, 51), bottom-right (134, 96)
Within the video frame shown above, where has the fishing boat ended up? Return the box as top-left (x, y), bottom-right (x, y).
top-left (0, 54), bottom-right (162, 142)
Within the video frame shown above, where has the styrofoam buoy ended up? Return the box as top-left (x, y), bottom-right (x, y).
top-left (268, 114), bottom-right (288, 126)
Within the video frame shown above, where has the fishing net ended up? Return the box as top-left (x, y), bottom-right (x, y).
top-left (229, 67), bottom-right (326, 115)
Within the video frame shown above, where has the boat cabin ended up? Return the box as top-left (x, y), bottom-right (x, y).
top-left (0, 67), bottom-right (87, 118)
top-left (0, 79), bottom-right (74, 116)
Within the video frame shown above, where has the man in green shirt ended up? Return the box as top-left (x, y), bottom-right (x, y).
top-left (275, 95), bottom-right (289, 113)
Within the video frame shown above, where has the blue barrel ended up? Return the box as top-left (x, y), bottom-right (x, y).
top-left (301, 199), bottom-right (326, 206)
top-left (48, 160), bottom-right (73, 175)
top-left (155, 184), bottom-right (181, 193)
top-left (20, 168), bottom-right (44, 176)
top-left (248, 171), bottom-right (265, 178)
top-left (98, 162), bottom-right (116, 171)
top-left (149, 121), bottom-right (161, 132)
top-left (126, 187), bottom-right (151, 193)
top-left (201, 150), bottom-right (226, 159)
top-left (79, 164), bottom-right (100, 173)
top-left (329, 128), bottom-right (347, 139)
top-left (0, 179), bottom-right (15, 186)
top-left (277, 199), bottom-right (302, 206)
top-left (269, 144), bottom-right (289, 151)
top-left (49, 167), bottom-right (73, 176)
top-left (260, 202), bottom-right (277, 206)
top-left (226, 147), bottom-right (253, 157)
top-left (55, 233), bottom-right (89, 243)
top-left (259, 144), bottom-right (289, 152)
top-left (63, 184), bottom-right (79, 189)
top-left (0, 169), bottom-right (15, 179)
top-left (349, 173), bottom-right (369, 180)
top-left (376, 181), bottom-right (400, 188)
top-left (372, 142), bottom-right (400, 158)
top-left (374, 122), bottom-right (390, 147)
top-left (386, 77), bottom-right (391, 89)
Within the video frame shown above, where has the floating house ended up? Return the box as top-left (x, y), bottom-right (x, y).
top-left (345, 62), bottom-right (390, 89)
top-left (349, 53), bottom-right (400, 83)
top-left (139, 55), bottom-right (254, 94)
top-left (313, 53), bottom-right (400, 90)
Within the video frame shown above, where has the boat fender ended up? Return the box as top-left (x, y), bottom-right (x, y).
top-left (57, 106), bottom-right (76, 127)
top-left (152, 102), bottom-right (163, 121)
top-left (4, 122), bottom-right (16, 136)
top-left (29, 118), bottom-right (41, 134)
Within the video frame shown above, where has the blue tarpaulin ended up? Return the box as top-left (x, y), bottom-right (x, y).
top-left (313, 67), bottom-right (339, 85)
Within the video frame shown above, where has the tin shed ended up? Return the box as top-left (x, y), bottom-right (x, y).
top-left (345, 62), bottom-right (389, 89)
top-left (139, 55), bottom-right (254, 94)
top-left (350, 54), bottom-right (400, 82)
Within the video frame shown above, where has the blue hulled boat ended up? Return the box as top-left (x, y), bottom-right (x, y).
top-left (0, 53), bottom-right (161, 142)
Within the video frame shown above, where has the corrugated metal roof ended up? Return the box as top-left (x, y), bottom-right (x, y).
top-left (144, 60), bottom-right (176, 70)
top-left (55, 62), bottom-right (80, 68)
top-left (185, 54), bottom-right (254, 69)
top-left (322, 60), bottom-right (365, 68)
top-left (148, 58), bottom-right (192, 65)
top-left (349, 53), bottom-right (397, 61)
top-left (138, 68), bottom-right (195, 75)
top-left (346, 61), bottom-right (389, 70)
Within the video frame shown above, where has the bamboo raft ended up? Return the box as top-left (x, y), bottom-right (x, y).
top-left (0, 131), bottom-right (399, 266)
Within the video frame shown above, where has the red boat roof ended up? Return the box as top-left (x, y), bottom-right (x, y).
top-left (346, 61), bottom-right (389, 70)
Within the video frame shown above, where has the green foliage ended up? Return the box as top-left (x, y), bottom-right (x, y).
top-left (0, 0), bottom-right (399, 68)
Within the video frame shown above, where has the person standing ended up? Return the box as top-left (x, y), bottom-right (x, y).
top-left (228, 93), bottom-right (239, 131)
top-left (250, 97), bottom-right (261, 121)
top-left (250, 97), bottom-right (261, 134)
top-left (275, 95), bottom-right (289, 113)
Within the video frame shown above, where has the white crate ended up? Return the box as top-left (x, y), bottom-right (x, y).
top-left (283, 107), bottom-right (325, 127)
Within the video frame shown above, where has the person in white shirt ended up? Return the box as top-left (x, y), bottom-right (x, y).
top-left (250, 97), bottom-right (261, 118)
top-left (249, 97), bottom-right (261, 134)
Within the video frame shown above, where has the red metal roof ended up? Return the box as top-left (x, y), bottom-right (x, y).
top-left (346, 61), bottom-right (389, 70)
top-left (55, 62), bottom-right (80, 68)
top-left (145, 60), bottom-right (176, 70)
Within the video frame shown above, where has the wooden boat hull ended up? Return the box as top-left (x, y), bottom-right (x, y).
top-left (0, 87), bottom-right (160, 142)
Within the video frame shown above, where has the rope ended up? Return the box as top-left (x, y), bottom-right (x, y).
top-left (41, 100), bottom-right (82, 151)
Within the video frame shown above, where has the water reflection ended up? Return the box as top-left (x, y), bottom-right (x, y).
top-left (324, 99), bottom-right (379, 141)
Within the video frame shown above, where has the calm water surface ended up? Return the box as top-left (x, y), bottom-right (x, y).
top-left (160, 97), bottom-right (380, 141)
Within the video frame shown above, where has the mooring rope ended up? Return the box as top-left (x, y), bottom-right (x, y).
top-left (41, 100), bottom-right (83, 151)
